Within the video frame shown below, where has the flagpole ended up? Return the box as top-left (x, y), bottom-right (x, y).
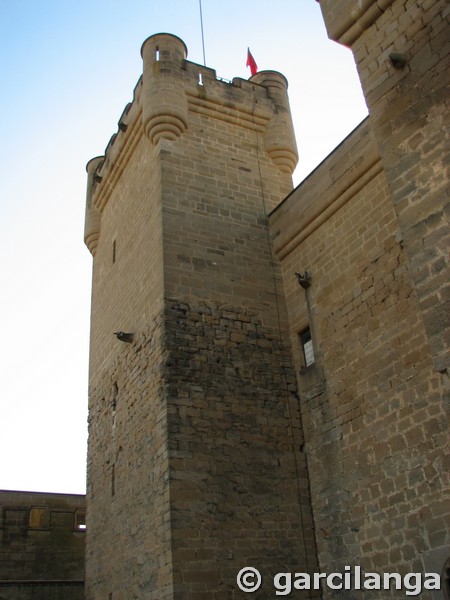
top-left (199, 0), bottom-right (206, 66)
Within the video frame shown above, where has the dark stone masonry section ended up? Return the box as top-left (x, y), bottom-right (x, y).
top-left (164, 298), bottom-right (318, 596)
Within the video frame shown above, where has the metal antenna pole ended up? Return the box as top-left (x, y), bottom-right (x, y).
top-left (199, 0), bottom-right (206, 66)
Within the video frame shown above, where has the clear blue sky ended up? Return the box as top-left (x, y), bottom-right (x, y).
top-left (0, 1), bottom-right (367, 494)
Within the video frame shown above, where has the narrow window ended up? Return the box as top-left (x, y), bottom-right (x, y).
top-left (112, 239), bottom-right (116, 264)
top-left (155, 47), bottom-right (160, 61)
top-left (111, 464), bottom-right (115, 497)
top-left (112, 382), bottom-right (119, 411)
top-left (74, 509), bottom-right (86, 531)
top-left (112, 382), bottom-right (119, 429)
top-left (198, 72), bottom-right (204, 86)
top-left (299, 327), bottom-right (315, 368)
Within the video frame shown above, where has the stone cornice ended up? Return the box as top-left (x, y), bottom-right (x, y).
top-left (186, 92), bottom-right (269, 133)
top-left (319, 0), bottom-right (395, 46)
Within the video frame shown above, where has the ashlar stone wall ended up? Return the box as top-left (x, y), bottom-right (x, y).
top-left (269, 118), bottom-right (448, 599)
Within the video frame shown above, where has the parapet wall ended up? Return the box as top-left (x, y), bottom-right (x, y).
top-left (0, 490), bottom-right (85, 600)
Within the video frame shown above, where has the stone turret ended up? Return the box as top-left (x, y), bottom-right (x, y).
top-left (140, 33), bottom-right (189, 144)
top-left (250, 70), bottom-right (298, 174)
top-left (83, 156), bottom-right (103, 255)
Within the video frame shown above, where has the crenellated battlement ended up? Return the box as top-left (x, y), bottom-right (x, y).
top-left (84, 33), bottom-right (298, 255)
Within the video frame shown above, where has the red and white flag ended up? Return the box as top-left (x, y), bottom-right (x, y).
top-left (246, 48), bottom-right (258, 76)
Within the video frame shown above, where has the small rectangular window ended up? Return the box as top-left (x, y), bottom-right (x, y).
top-left (299, 327), bottom-right (315, 367)
top-left (29, 507), bottom-right (50, 530)
top-left (74, 509), bottom-right (86, 531)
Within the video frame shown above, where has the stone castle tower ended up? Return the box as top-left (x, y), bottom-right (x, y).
top-left (84, 33), bottom-right (317, 599)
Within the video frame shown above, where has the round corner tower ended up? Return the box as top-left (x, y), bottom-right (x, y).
top-left (140, 33), bottom-right (189, 144)
top-left (84, 33), bottom-right (316, 599)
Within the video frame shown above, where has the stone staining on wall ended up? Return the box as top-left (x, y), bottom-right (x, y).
top-left (0, 490), bottom-right (85, 600)
top-left (85, 33), bottom-right (318, 599)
